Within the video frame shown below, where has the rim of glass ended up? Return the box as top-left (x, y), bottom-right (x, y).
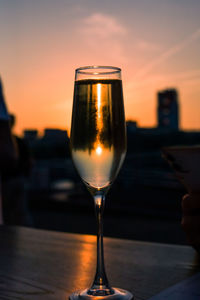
top-left (75, 66), bottom-right (121, 75)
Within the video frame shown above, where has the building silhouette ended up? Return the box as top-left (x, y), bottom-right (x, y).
top-left (157, 89), bottom-right (179, 130)
top-left (24, 130), bottom-right (38, 142)
top-left (42, 129), bottom-right (68, 143)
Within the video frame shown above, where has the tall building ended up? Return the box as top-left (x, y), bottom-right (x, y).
top-left (157, 89), bottom-right (179, 130)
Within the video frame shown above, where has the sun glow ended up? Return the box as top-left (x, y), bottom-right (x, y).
top-left (96, 145), bottom-right (102, 155)
top-left (97, 83), bottom-right (102, 122)
top-left (95, 83), bottom-right (104, 157)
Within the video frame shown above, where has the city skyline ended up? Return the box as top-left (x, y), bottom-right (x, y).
top-left (0, 0), bottom-right (200, 135)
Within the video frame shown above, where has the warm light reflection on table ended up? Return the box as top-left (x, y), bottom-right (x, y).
top-left (71, 235), bottom-right (96, 289)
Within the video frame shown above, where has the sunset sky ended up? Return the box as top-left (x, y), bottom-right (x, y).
top-left (0, 0), bottom-right (200, 135)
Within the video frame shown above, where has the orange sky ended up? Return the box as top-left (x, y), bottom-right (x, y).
top-left (1, 0), bottom-right (200, 135)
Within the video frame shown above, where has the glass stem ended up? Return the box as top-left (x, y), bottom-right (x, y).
top-left (88, 193), bottom-right (113, 295)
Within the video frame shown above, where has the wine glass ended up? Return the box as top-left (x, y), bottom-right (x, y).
top-left (69, 66), bottom-right (133, 300)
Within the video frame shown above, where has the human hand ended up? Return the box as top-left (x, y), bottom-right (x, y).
top-left (181, 193), bottom-right (200, 252)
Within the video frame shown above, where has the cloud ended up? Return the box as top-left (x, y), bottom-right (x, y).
top-left (78, 13), bottom-right (127, 63)
top-left (127, 68), bottom-right (200, 92)
top-left (133, 28), bottom-right (200, 80)
top-left (136, 40), bottom-right (160, 51)
top-left (82, 13), bottom-right (126, 38)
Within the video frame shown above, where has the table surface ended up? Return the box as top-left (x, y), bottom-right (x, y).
top-left (0, 226), bottom-right (199, 300)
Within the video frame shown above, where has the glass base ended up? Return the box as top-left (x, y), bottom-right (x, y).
top-left (69, 288), bottom-right (133, 300)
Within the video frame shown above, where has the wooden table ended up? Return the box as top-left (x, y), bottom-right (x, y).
top-left (0, 226), bottom-right (199, 300)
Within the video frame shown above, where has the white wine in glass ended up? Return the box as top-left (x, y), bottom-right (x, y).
top-left (69, 66), bottom-right (133, 300)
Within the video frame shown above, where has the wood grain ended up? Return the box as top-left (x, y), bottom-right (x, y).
top-left (0, 226), bottom-right (199, 300)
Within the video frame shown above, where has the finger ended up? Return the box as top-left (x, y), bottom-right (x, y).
top-left (181, 215), bottom-right (200, 234)
top-left (182, 218), bottom-right (200, 251)
top-left (182, 193), bottom-right (200, 215)
top-left (184, 233), bottom-right (200, 252)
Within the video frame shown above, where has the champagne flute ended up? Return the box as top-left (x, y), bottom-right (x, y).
top-left (69, 66), bottom-right (133, 300)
